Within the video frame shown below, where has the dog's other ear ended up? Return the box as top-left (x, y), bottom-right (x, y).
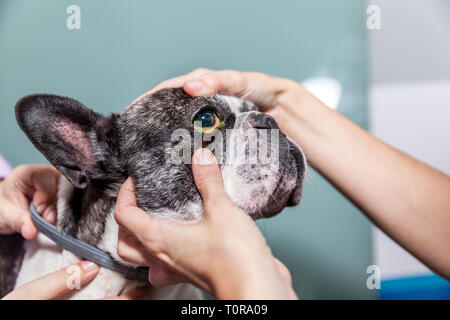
top-left (15, 94), bottom-right (111, 188)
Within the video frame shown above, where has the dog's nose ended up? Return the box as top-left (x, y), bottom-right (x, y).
top-left (252, 113), bottom-right (279, 129)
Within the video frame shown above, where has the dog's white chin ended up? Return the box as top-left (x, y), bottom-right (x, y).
top-left (222, 169), bottom-right (276, 214)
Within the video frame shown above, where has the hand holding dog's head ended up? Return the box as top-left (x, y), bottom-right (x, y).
top-left (15, 88), bottom-right (306, 220)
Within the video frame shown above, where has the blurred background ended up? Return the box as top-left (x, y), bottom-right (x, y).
top-left (369, 0), bottom-right (450, 299)
top-left (0, 0), bottom-right (448, 299)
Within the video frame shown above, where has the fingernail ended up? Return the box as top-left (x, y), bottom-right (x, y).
top-left (194, 148), bottom-right (216, 165)
top-left (44, 210), bottom-right (56, 224)
top-left (80, 261), bottom-right (98, 273)
top-left (185, 79), bottom-right (205, 94)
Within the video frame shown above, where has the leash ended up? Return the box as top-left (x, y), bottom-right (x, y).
top-left (29, 202), bottom-right (149, 282)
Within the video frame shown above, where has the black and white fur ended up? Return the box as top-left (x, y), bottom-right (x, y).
top-left (0, 88), bottom-right (306, 299)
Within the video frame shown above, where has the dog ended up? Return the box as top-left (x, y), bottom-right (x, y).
top-left (0, 88), bottom-right (306, 299)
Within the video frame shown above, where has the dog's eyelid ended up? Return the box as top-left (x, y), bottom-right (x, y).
top-left (191, 104), bottom-right (221, 121)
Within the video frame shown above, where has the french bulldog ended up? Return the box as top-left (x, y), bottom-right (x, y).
top-left (0, 88), bottom-right (306, 299)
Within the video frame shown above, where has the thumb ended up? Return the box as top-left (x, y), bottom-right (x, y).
top-left (192, 149), bottom-right (231, 212)
top-left (31, 166), bottom-right (60, 224)
top-left (20, 213), bottom-right (38, 240)
top-left (7, 205), bottom-right (37, 239)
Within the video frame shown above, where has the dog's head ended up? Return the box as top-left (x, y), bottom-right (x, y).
top-left (15, 88), bottom-right (306, 220)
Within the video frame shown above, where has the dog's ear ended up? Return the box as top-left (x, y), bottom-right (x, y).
top-left (15, 94), bottom-right (111, 189)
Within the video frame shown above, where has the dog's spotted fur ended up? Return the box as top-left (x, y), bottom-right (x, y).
top-left (0, 88), bottom-right (306, 299)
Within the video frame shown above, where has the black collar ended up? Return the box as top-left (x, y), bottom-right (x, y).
top-left (29, 203), bottom-right (149, 282)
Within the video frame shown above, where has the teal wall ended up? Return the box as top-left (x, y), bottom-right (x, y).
top-left (0, 0), bottom-right (374, 299)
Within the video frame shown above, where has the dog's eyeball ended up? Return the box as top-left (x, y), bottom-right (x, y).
top-left (193, 109), bottom-right (221, 133)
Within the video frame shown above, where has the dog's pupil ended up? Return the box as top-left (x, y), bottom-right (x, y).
top-left (199, 111), bottom-right (215, 127)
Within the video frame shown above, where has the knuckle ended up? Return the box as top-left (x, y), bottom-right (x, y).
top-left (195, 176), bottom-right (214, 195)
top-left (192, 67), bottom-right (210, 75)
top-left (14, 164), bottom-right (28, 174)
top-left (195, 171), bottom-right (210, 184)
top-left (116, 241), bottom-right (127, 258)
top-left (200, 73), bottom-right (217, 86)
top-left (221, 69), bottom-right (241, 79)
top-left (158, 80), bottom-right (169, 87)
top-left (219, 70), bottom-right (248, 93)
top-left (114, 207), bottom-right (124, 222)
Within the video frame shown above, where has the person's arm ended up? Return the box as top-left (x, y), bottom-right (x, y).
top-left (138, 69), bottom-right (450, 279)
top-left (274, 85), bottom-right (450, 280)
top-left (114, 148), bottom-right (297, 299)
top-left (0, 164), bottom-right (60, 239)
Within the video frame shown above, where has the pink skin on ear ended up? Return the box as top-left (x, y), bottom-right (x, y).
top-left (52, 119), bottom-right (95, 167)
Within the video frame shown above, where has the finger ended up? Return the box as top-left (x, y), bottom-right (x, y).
top-left (125, 68), bottom-right (211, 110)
top-left (2, 261), bottom-right (99, 300)
top-left (18, 166), bottom-right (59, 238)
top-left (4, 165), bottom-right (58, 237)
top-left (184, 70), bottom-right (248, 97)
top-left (30, 166), bottom-right (60, 222)
top-left (117, 226), bottom-right (151, 266)
top-left (192, 149), bottom-right (230, 212)
top-left (3, 201), bottom-right (37, 239)
top-left (114, 178), bottom-right (183, 255)
top-left (114, 178), bottom-right (154, 235)
top-left (19, 205), bottom-right (56, 240)
top-left (149, 68), bottom-right (211, 95)
top-left (20, 213), bottom-right (38, 239)
top-left (184, 71), bottom-right (288, 112)
top-left (42, 202), bottom-right (57, 225)
top-left (146, 255), bottom-right (189, 287)
top-left (102, 286), bottom-right (151, 300)
top-left (2, 203), bottom-right (37, 239)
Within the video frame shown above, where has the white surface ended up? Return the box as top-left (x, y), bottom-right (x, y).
top-left (370, 80), bottom-right (450, 175)
top-left (369, 0), bottom-right (450, 84)
top-left (370, 79), bottom-right (450, 279)
top-left (301, 77), bottom-right (342, 110)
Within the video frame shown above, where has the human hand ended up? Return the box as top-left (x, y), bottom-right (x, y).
top-left (2, 260), bottom-right (150, 300)
top-left (115, 148), bottom-right (297, 299)
top-left (2, 261), bottom-right (99, 300)
top-left (0, 164), bottom-right (60, 239)
top-left (129, 68), bottom-right (318, 132)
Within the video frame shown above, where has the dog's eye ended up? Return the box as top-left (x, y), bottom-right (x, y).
top-left (192, 109), bottom-right (221, 133)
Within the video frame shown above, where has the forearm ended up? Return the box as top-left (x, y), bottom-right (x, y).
top-left (152, 69), bottom-right (450, 278)
top-left (276, 84), bottom-right (450, 279)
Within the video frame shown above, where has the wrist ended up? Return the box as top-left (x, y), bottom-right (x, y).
top-left (211, 260), bottom-right (294, 300)
top-left (207, 248), bottom-right (282, 299)
top-left (273, 82), bottom-right (342, 165)
top-left (209, 260), bottom-right (262, 299)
